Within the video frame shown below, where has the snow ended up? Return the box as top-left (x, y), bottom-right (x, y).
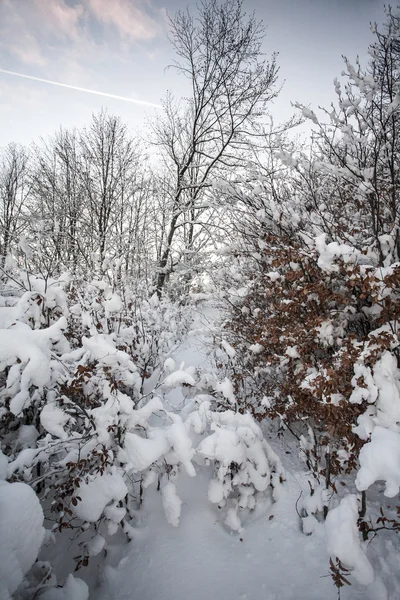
top-left (127, 397), bottom-right (163, 429)
top-left (214, 376), bottom-right (235, 403)
top-left (0, 481), bottom-right (45, 599)
top-left (122, 430), bottom-right (170, 471)
top-left (221, 339), bottom-right (236, 358)
top-left (248, 343), bottom-right (263, 353)
top-left (355, 426), bottom-right (400, 497)
top-left (316, 320), bottom-right (334, 346)
top-left (87, 535), bottom-right (106, 557)
top-left (1, 298), bottom-right (399, 600)
top-left (285, 346), bottom-right (300, 359)
top-left (325, 495), bottom-right (374, 585)
top-left (197, 425), bottom-right (247, 465)
top-left (162, 368), bottom-right (196, 388)
top-left (95, 470), bottom-right (336, 600)
top-left (266, 271), bottom-right (280, 281)
top-left (0, 450), bottom-right (8, 479)
top-left (0, 317), bottom-right (68, 416)
top-left (16, 424), bottom-right (39, 449)
top-left (72, 469), bottom-right (128, 522)
top-left (373, 351), bottom-right (400, 431)
top-left (161, 478), bottom-right (182, 527)
top-left (104, 293), bottom-right (123, 315)
top-left (163, 357), bottom-right (176, 372)
top-left (315, 233), bottom-right (358, 272)
top-left (40, 402), bottom-right (70, 439)
top-left (39, 574), bottom-right (89, 600)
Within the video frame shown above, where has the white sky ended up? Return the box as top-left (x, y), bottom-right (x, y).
top-left (0, 0), bottom-right (387, 147)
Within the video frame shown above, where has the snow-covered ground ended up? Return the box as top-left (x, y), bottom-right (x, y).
top-left (96, 469), bottom-right (334, 600)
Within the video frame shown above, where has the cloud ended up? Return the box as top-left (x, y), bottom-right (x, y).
top-left (0, 0), bottom-right (166, 119)
top-left (6, 32), bottom-right (46, 67)
top-left (0, 0), bottom-right (47, 66)
top-left (0, 0), bottom-right (164, 68)
top-left (87, 0), bottom-right (160, 41)
top-left (32, 0), bottom-right (84, 40)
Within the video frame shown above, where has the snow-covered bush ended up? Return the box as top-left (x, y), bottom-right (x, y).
top-left (192, 401), bottom-right (284, 530)
top-left (0, 259), bottom-right (286, 596)
top-left (221, 223), bottom-right (400, 592)
top-left (0, 265), bottom-right (196, 581)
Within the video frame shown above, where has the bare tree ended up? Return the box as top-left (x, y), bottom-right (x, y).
top-left (29, 129), bottom-right (86, 274)
top-left (153, 0), bottom-right (278, 294)
top-left (0, 144), bottom-right (30, 267)
top-left (79, 111), bottom-right (142, 274)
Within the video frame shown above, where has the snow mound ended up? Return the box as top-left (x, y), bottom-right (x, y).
top-left (39, 574), bottom-right (89, 600)
top-left (0, 480), bottom-right (45, 599)
top-left (325, 494), bottom-right (374, 585)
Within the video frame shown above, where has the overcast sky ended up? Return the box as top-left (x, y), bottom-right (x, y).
top-left (0, 0), bottom-right (387, 147)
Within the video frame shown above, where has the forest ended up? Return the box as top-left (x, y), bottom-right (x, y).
top-left (1, 1), bottom-right (400, 599)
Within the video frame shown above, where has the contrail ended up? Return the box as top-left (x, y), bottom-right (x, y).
top-left (0, 68), bottom-right (162, 108)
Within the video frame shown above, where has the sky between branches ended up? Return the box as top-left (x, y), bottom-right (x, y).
top-left (0, 0), bottom-right (386, 145)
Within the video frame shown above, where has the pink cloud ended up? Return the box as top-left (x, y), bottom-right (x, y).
top-left (0, 1), bottom-right (45, 66)
top-left (33, 0), bottom-right (85, 40)
top-left (0, 0), bottom-right (166, 80)
top-left (87, 0), bottom-right (160, 41)
top-left (7, 32), bottom-right (46, 67)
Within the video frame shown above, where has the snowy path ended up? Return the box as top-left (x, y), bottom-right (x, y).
top-left (92, 303), bottom-right (367, 600)
top-left (96, 470), bottom-right (336, 600)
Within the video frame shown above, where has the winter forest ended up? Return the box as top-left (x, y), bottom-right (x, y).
top-left (1, 1), bottom-right (400, 599)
